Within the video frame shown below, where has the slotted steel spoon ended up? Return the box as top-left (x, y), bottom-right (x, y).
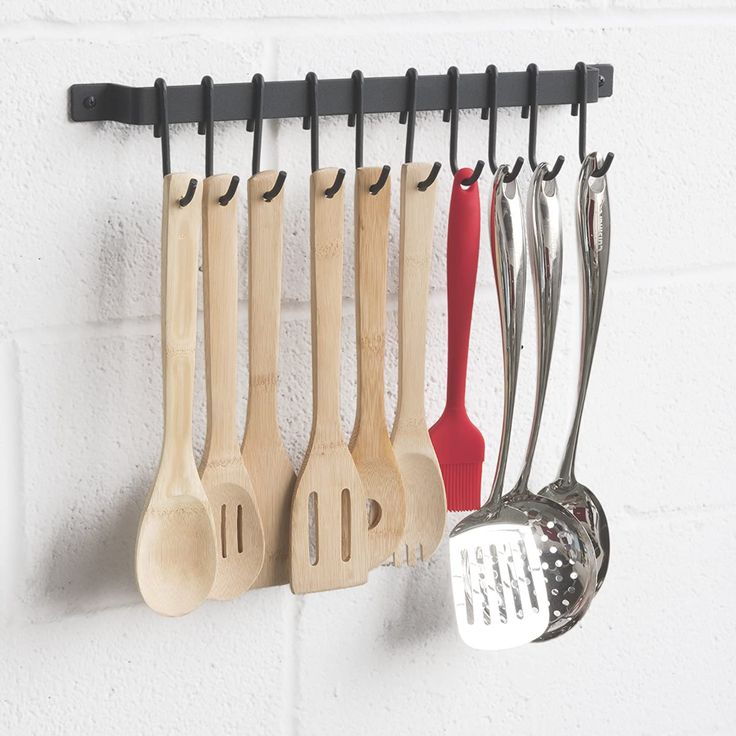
top-left (538, 153), bottom-right (611, 591)
top-left (450, 166), bottom-right (549, 650)
top-left (502, 164), bottom-right (598, 641)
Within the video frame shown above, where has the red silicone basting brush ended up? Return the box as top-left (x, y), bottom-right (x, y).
top-left (429, 168), bottom-right (484, 512)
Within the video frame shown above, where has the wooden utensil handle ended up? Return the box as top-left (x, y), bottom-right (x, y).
top-left (161, 173), bottom-right (202, 457)
top-left (395, 162), bottom-right (438, 425)
top-left (354, 167), bottom-right (391, 425)
top-left (310, 169), bottom-right (345, 442)
top-left (245, 171), bottom-right (285, 432)
top-left (202, 175), bottom-right (240, 459)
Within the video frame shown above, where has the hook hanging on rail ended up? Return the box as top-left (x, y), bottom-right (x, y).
top-left (399, 67), bottom-right (441, 191)
top-left (572, 61), bottom-right (614, 178)
top-left (247, 73), bottom-right (287, 202)
top-left (521, 63), bottom-right (565, 181)
top-left (481, 65), bottom-right (524, 183)
top-left (347, 70), bottom-right (390, 195)
top-left (198, 76), bottom-right (240, 205)
top-left (154, 78), bottom-right (197, 207)
top-left (302, 72), bottom-right (345, 198)
top-left (443, 66), bottom-right (484, 187)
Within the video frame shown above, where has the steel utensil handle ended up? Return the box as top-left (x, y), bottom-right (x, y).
top-left (445, 169), bottom-right (481, 411)
top-left (160, 172), bottom-right (202, 467)
top-left (512, 164), bottom-right (563, 495)
top-left (559, 153), bottom-right (611, 484)
top-left (485, 167), bottom-right (526, 515)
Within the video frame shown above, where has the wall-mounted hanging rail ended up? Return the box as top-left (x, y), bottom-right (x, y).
top-left (69, 65), bottom-right (613, 125)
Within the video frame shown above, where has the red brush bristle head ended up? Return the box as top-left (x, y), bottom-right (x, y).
top-left (429, 411), bottom-right (484, 512)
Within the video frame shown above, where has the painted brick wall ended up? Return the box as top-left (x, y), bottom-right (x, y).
top-left (1, 3), bottom-right (735, 734)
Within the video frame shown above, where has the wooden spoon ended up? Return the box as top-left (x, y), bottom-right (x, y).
top-left (242, 171), bottom-right (296, 588)
top-left (136, 173), bottom-right (217, 616)
top-left (350, 167), bottom-right (406, 568)
top-left (290, 169), bottom-right (368, 594)
top-left (390, 162), bottom-right (446, 566)
top-left (200, 174), bottom-right (265, 599)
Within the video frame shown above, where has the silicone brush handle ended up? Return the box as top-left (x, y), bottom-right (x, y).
top-left (445, 168), bottom-right (481, 411)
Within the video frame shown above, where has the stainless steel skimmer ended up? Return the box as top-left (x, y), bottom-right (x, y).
top-left (503, 164), bottom-right (598, 641)
top-left (538, 152), bottom-right (611, 590)
top-left (450, 166), bottom-right (549, 650)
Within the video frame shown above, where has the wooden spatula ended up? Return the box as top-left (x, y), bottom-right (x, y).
top-left (136, 173), bottom-right (217, 616)
top-left (391, 162), bottom-right (446, 566)
top-left (290, 169), bottom-right (369, 594)
top-left (200, 174), bottom-right (265, 599)
top-left (349, 167), bottom-right (406, 569)
top-left (242, 171), bottom-right (297, 588)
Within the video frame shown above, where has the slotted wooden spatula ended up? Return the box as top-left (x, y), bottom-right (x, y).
top-left (200, 174), bottom-right (265, 599)
top-left (242, 171), bottom-right (297, 588)
top-left (391, 162), bottom-right (446, 566)
top-left (290, 169), bottom-right (369, 594)
top-left (136, 173), bottom-right (217, 616)
top-left (350, 167), bottom-right (406, 569)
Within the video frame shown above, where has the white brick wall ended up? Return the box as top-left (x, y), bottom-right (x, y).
top-left (1, 2), bottom-right (735, 734)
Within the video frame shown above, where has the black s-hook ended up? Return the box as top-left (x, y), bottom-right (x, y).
top-left (198, 76), bottom-right (240, 205)
top-left (481, 65), bottom-right (524, 183)
top-left (303, 72), bottom-right (345, 198)
top-left (154, 77), bottom-right (197, 207)
top-left (400, 67), bottom-right (441, 191)
top-left (443, 66), bottom-right (484, 187)
top-left (348, 70), bottom-right (390, 194)
top-left (247, 73), bottom-right (287, 202)
top-left (521, 63), bottom-right (565, 180)
top-left (572, 61), bottom-right (614, 178)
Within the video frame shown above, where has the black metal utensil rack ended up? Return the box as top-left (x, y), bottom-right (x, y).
top-left (69, 64), bottom-right (613, 126)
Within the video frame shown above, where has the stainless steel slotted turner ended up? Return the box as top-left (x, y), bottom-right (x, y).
top-left (450, 167), bottom-right (549, 650)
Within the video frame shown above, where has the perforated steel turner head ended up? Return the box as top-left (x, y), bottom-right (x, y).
top-left (450, 168), bottom-right (549, 650)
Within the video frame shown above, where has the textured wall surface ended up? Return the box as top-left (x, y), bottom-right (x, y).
top-left (1, 2), bottom-right (735, 734)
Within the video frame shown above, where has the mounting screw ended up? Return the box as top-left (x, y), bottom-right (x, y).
top-left (83, 95), bottom-right (97, 110)
top-left (598, 74), bottom-right (606, 88)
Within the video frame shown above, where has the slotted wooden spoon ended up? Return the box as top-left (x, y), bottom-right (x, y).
top-left (242, 171), bottom-right (296, 588)
top-left (200, 174), bottom-right (265, 599)
top-left (350, 167), bottom-right (406, 569)
top-left (390, 162), bottom-right (446, 566)
top-left (290, 169), bottom-right (368, 594)
top-left (136, 173), bottom-right (217, 616)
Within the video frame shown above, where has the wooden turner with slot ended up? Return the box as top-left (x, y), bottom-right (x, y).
top-left (200, 174), bottom-right (265, 599)
top-left (290, 169), bottom-right (369, 594)
top-left (242, 171), bottom-right (296, 588)
top-left (350, 167), bottom-right (406, 569)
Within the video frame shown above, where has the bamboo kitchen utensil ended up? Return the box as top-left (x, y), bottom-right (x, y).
top-left (450, 165), bottom-right (549, 649)
top-left (429, 168), bottom-right (484, 512)
top-left (200, 174), bottom-right (265, 600)
top-left (135, 172), bottom-right (217, 616)
top-left (242, 170), bottom-right (296, 589)
top-left (350, 166), bottom-right (406, 569)
top-left (290, 167), bottom-right (369, 594)
top-left (538, 152), bottom-right (611, 590)
top-left (391, 161), bottom-right (446, 566)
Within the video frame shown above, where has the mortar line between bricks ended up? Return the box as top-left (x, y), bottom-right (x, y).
top-left (7, 260), bottom-right (736, 344)
top-left (3, 8), bottom-right (736, 42)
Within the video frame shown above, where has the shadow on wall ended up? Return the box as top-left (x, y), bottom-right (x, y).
top-left (42, 475), bottom-right (146, 618)
top-left (382, 523), bottom-right (456, 648)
